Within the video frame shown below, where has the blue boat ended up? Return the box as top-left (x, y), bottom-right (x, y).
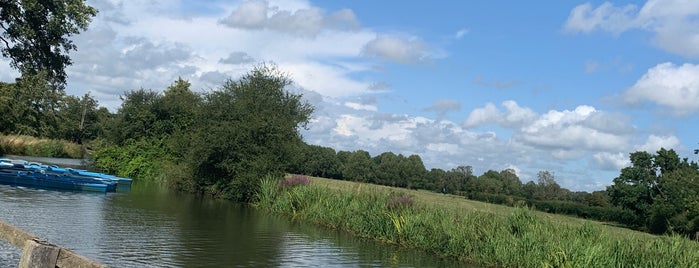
top-left (0, 158), bottom-right (123, 192)
top-left (46, 166), bottom-right (132, 190)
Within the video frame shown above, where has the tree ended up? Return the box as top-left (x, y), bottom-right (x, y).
top-left (186, 64), bottom-right (314, 201)
top-left (608, 148), bottom-right (699, 235)
top-left (533, 170), bottom-right (565, 200)
top-left (342, 150), bottom-right (375, 183)
top-left (500, 168), bottom-right (523, 196)
top-left (607, 151), bottom-right (656, 222)
top-left (56, 92), bottom-right (101, 143)
top-left (108, 89), bottom-right (161, 145)
top-left (0, 71), bottom-right (64, 137)
top-left (292, 144), bottom-right (341, 179)
top-left (404, 154), bottom-right (427, 189)
top-left (0, 0), bottom-right (97, 87)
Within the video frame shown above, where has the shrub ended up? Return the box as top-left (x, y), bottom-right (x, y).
top-left (279, 174), bottom-right (312, 189)
top-left (386, 193), bottom-right (414, 211)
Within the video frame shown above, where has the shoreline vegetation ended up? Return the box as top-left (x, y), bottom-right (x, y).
top-left (0, 135), bottom-right (84, 159)
top-left (256, 175), bottom-right (699, 267)
top-left (5, 135), bottom-right (699, 266)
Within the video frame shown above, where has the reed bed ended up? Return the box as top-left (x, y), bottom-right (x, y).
top-left (0, 135), bottom-right (83, 158)
top-left (256, 175), bottom-right (699, 267)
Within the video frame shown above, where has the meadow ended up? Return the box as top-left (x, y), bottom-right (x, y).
top-left (256, 175), bottom-right (699, 267)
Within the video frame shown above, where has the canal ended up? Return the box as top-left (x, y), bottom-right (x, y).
top-left (0, 181), bottom-right (467, 267)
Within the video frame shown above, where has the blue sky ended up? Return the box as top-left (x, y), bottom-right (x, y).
top-left (2, 0), bottom-right (698, 191)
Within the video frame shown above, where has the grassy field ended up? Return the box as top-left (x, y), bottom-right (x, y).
top-left (256, 175), bottom-right (699, 267)
top-left (312, 177), bottom-right (650, 235)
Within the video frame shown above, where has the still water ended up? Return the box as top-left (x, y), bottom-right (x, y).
top-left (0, 182), bottom-right (467, 267)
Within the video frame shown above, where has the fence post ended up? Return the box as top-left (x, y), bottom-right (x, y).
top-left (18, 239), bottom-right (60, 268)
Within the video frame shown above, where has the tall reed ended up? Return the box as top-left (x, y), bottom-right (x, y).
top-left (255, 176), bottom-right (699, 267)
top-left (0, 135), bottom-right (83, 158)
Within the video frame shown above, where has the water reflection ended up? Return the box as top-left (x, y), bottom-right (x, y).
top-left (0, 182), bottom-right (468, 267)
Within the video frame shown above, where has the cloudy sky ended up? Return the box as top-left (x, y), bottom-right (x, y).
top-left (3, 0), bottom-right (698, 192)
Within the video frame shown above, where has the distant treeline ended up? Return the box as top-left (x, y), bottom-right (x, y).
top-left (1, 66), bottom-right (697, 238)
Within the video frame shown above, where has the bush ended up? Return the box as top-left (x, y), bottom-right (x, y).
top-left (279, 174), bottom-right (312, 189)
top-left (386, 193), bottom-right (414, 211)
top-left (91, 138), bottom-right (171, 180)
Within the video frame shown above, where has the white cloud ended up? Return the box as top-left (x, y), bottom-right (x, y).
top-left (564, 0), bottom-right (699, 57)
top-left (519, 106), bottom-right (630, 153)
top-left (563, 2), bottom-right (639, 34)
top-left (592, 152), bottom-right (630, 171)
top-left (464, 103), bottom-right (501, 127)
top-left (300, 97), bottom-right (652, 191)
top-left (623, 62), bottom-right (699, 115)
top-left (361, 35), bottom-right (433, 64)
top-left (464, 100), bottom-right (535, 128)
top-left (280, 62), bottom-right (372, 97)
top-left (45, 0), bottom-right (439, 111)
top-left (635, 134), bottom-right (681, 153)
top-left (218, 0), bottom-right (359, 37)
top-left (219, 0), bottom-right (269, 29)
top-left (344, 101), bottom-right (377, 111)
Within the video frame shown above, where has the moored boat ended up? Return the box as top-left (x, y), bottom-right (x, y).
top-left (0, 158), bottom-right (123, 192)
top-left (0, 169), bottom-right (117, 192)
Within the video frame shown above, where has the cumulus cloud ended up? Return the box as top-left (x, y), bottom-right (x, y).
top-left (361, 35), bottom-right (433, 64)
top-left (518, 106), bottom-right (631, 153)
top-left (622, 62), bottom-right (699, 115)
top-left (592, 152), bottom-right (630, 171)
top-left (464, 100), bottom-right (535, 128)
top-left (564, 0), bottom-right (699, 57)
top-left (219, 0), bottom-right (359, 37)
top-left (300, 96), bottom-right (675, 191)
top-left (635, 134), bottom-right (681, 153)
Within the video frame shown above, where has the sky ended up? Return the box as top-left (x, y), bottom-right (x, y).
top-left (2, 0), bottom-right (699, 192)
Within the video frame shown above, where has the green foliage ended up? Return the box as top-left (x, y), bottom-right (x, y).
top-left (0, 0), bottom-right (97, 86)
top-left (185, 64), bottom-right (313, 201)
top-left (289, 144), bottom-right (342, 179)
top-left (55, 92), bottom-right (105, 143)
top-left (91, 138), bottom-right (171, 180)
top-left (341, 150), bottom-right (376, 182)
top-left (0, 72), bottom-right (65, 137)
top-left (608, 148), bottom-right (699, 236)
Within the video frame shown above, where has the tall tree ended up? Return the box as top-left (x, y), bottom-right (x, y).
top-left (342, 150), bottom-right (376, 183)
top-left (186, 64), bottom-right (314, 201)
top-left (0, 0), bottom-right (97, 87)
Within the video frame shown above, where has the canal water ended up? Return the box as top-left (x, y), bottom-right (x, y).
top-left (0, 181), bottom-right (468, 267)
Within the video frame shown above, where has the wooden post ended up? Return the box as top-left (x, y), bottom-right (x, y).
top-left (1, 220), bottom-right (107, 268)
top-left (19, 239), bottom-right (60, 268)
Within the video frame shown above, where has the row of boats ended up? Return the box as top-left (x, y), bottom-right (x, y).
top-left (0, 158), bottom-right (132, 192)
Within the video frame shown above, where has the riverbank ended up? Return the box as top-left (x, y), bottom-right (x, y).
top-left (0, 135), bottom-right (84, 159)
top-left (256, 176), bottom-right (699, 267)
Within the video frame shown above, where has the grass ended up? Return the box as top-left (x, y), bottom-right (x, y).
top-left (256, 175), bottom-right (699, 267)
top-left (0, 135), bottom-right (84, 159)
